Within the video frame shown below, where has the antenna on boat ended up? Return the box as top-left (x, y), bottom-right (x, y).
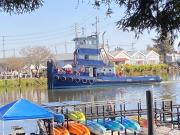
top-left (102, 31), bottom-right (106, 48)
top-left (81, 27), bottom-right (85, 36)
top-left (74, 23), bottom-right (79, 38)
top-left (101, 32), bottom-right (111, 64)
top-left (95, 16), bottom-right (99, 35)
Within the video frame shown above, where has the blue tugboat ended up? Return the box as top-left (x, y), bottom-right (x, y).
top-left (47, 34), bottom-right (161, 89)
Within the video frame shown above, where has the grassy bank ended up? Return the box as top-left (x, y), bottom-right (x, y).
top-left (116, 64), bottom-right (169, 80)
top-left (0, 78), bottom-right (47, 88)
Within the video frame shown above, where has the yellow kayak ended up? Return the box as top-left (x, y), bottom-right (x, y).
top-left (67, 111), bottom-right (85, 122)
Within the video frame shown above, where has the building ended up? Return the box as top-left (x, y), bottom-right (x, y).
top-left (144, 50), bottom-right (160, 64)
top-left (107, 50), bottom-right (160, 65)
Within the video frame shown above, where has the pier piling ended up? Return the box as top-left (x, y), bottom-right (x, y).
top-left (146, 90), bottom-right (154, 135)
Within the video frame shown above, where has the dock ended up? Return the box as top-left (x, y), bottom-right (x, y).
top-left (43, 99), bottom-right (180, 135)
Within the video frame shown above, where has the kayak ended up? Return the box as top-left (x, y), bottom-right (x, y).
top-left (54, 113), bottom-right (65, 123)
top-left (83, 120), bottom-right (106, 135)
top-left (97, 119), bottom-right (125, 131)
top-left (116, 117), bottom-right (141, 132)
top-left (66, 122), bottom-right (90, 135)
top-left (67, 111), bottom-right (85, 122)
top-left (52, 126), bottom-right (69, 135)
top-left (128, 116), bottom-right (148, 128)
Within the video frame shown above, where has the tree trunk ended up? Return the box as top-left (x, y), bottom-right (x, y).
top-left (163, 52), bottom-right (166, 64)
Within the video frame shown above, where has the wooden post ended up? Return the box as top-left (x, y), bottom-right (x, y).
top-left (146, 90), bottom-right (154, 135)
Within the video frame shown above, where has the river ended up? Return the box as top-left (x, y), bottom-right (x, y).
top-left (0, 72), bottom-right (180, 106)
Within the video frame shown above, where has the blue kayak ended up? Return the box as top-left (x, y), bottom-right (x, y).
top-left (116, 117), bottom-right (140, 132)
top-left (97, 119), bottom-right (125, 131)
top-left (83, 120), bottom-right (106, 135)
top-left (53, 113), bottom-right (65, 123)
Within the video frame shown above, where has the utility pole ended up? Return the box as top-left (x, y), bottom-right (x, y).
top-left (2, 36), bottom-right (5, 58)
top-left (81, 27), bottom-right (85, 36)
top-left (64, 41), bottom-right (67, 53)
top-left (13, 48), bottom-right (16, 57)
top-left (131, 42), bottom-right (135, 51)
top-left (54, 46), bottom-right (57, 55)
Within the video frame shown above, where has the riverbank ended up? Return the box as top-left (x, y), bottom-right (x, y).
top-left (0, 78), bottom-right (47, 89)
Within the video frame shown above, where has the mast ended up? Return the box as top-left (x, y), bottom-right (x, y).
top-left (95, 16), bottom-right (99, 36)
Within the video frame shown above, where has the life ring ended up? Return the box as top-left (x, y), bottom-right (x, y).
top-left (60, 76), bottom-right (66, 81)
top-left (82, 79), bottom-right (87, 83)
top-left (67, 77), bottom-right (73, 82)
top-left (55, 75), bottom-right (59, 80)
top-left (75, 78), bottom-right (80, 83)
top-left (89, 79), bottom-right (95, 85)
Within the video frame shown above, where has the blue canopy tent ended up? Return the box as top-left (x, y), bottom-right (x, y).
top-left (0, 99), bottom-right (54, 135)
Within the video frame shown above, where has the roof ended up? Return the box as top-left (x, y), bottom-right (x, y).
top-left (0, 99), bottom-right (53, 121)
top-left (55, 53), bottom-right (74, 61)
top-left (110, 58), bottom-right (128, 62)
top-left (110, 50), bottom-right (122, 57)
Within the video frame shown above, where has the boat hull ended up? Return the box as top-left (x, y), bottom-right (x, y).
top-left (51, 74), bottom-right (161, 89)
top-left (47, 60), bottom-right (161, 89)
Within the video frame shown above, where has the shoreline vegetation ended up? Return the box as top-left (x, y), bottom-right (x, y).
top-left (0, 64), bottom-right (179, 89)
top-left (115, 64), bottom-right (171, 80)
top-left (0, 78), bottom-right (47, 89)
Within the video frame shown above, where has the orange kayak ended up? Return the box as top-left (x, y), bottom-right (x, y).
top-left (52, 126), bottom-right (69, 135)
top-left (128, 116), bottom-right (148, 128)
top-left (66, 122), bottom-right (90, 135)
top-left (129, 116), bottom-right (156, 128)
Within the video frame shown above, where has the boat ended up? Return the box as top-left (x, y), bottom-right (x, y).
top-left (82, 120), bottom-right (107, 135)
top-left (47, 34), bottom-right (161, 89)
top-left (67, 111), bottom-right (85, 122)
top-left (128, 116), bottom-right (148, 128)
top-left (97, 119), bottom-right (125, 131)
top-left (54, 113), bottom-right (65, 123)
top-left (116, 117), bottom-right (141, 132)
top-left (52, 126), bottom-right (69, 135)
top-left (66, 122), bottom-right (90, 135)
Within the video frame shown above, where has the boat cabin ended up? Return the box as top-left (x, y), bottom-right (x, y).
top-left (73, 35), bottom-right (106, 77)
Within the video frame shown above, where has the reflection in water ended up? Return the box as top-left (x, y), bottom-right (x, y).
top-left (1, 76), bottom-right (180, 106)
top-left (49, 87), bottom-right (127, 102)
top-left (0, 87), bottom-right (48, 105)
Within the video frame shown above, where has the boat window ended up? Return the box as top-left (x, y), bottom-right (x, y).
top-left (85, 67), bottom-right (89, 73)
top-left (85, 55), bottom-right (89, 60)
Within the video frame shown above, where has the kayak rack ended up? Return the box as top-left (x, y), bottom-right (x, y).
top-left (43, 99), bottom-right (180, 134)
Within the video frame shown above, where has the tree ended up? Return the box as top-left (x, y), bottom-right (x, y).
top-left (152, 35), bottom-right (173, 63)
top-left (20, 46), bottom-right (54, 77)
top-left (3, 57), bottom-right (25, 71)
top-left (93, 0), bottom-right (179, 43)
top-left (0, 0), bottom-right (43, 14)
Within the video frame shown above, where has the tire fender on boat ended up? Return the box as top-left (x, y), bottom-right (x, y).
top-left (82, 79), bottom-right (87, 84)
top-left (55, 75), bottom-right (59, 80)
top-left (60, 76), bottom-right (66, 81)
top-left (75, 78), bottom-right (80, 83)
top-left (67, 77), bottom-right (73, 82)
top-left (89, 79), bottom-right (95, 85)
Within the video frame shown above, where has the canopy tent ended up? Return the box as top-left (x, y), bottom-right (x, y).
top-left (63, 64), bottom-right (72, 69)
top-left (0, 99), bottom-right (54, 135)
top-left (0, 99), bottom-right (53, 121)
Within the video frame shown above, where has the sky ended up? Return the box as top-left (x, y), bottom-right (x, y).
top-left (0, 0), bottom-right (179, 58)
